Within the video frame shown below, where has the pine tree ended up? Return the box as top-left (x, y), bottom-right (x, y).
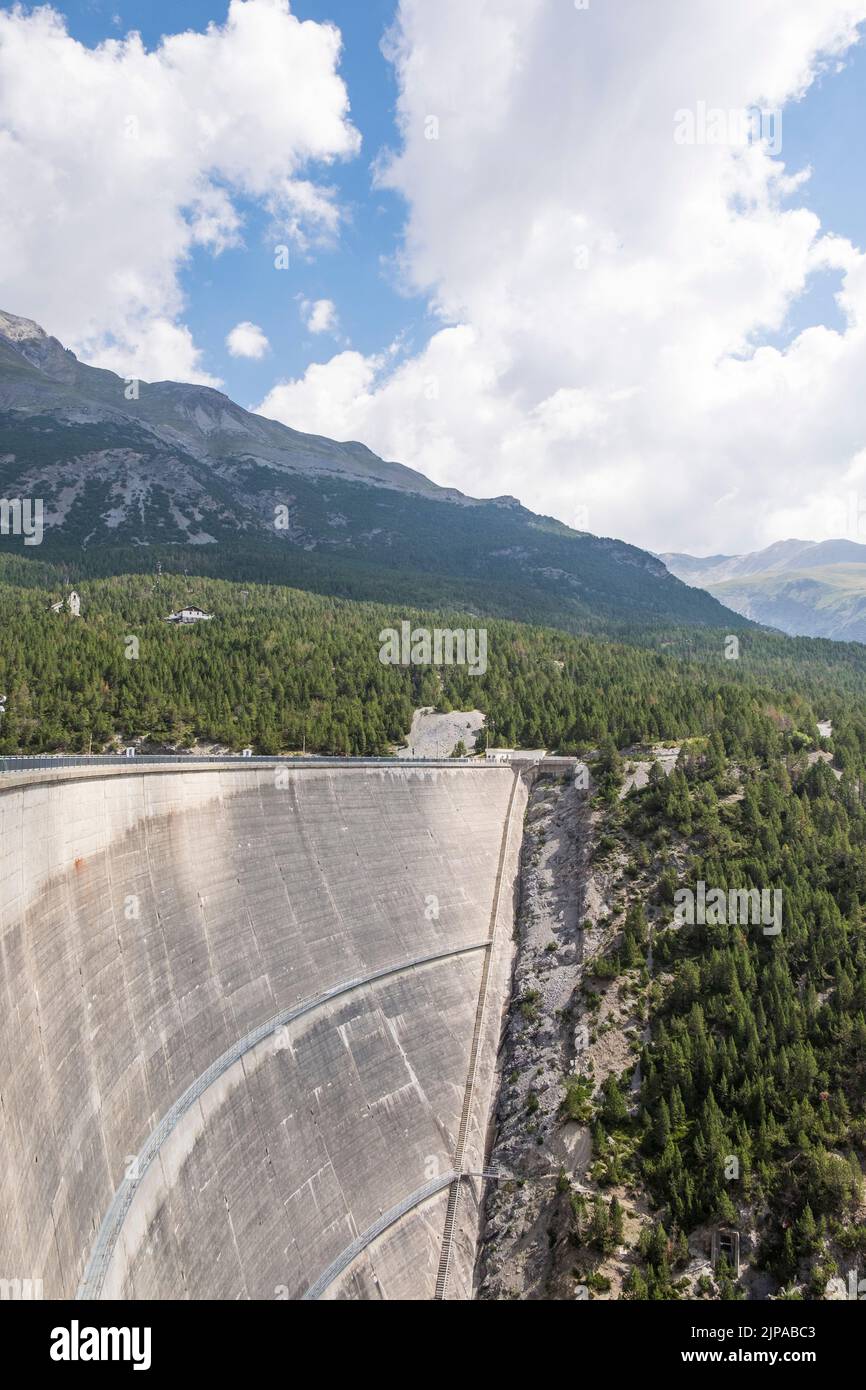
top-left (796, 1204), bottom-right (818, 1256)
top-left (601, 1075), bottom-right (629, 1127)
top-left (590, 1195), bottom-right (610, 1251)
top-left (609, 1196), bottom-right (625, 1246)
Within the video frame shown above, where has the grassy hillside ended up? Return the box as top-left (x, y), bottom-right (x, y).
top-left (2, 557), bottom-right (866, 765)
top-left (0, 454), bottom-right (747, 640)
top-left (712, 564), bottom-right (866, 643)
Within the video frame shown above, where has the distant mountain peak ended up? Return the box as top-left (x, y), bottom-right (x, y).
top-left (661, 537), bottom-right (866, 587)
top-left (0, 309), bottom-right (47, 343)
top-left (662, 538), bottom-right (866, 644)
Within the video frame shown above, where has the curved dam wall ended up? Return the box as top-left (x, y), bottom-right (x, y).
top-left (0, 763), bottom-right (529, 1300)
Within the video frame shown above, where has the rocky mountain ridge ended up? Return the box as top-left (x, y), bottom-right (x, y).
top-left (0, 308), bottom-right (748, 634)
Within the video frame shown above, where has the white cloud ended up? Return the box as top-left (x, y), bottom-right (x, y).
top-left (0, 0), bottom-right (359, 384)
top-left (262, 347), bottom-right (377, 421)
top-left (261, 0), bottom-right (866, 554)
top-left (226, 320), bottom-right (270, 359)
top-left (301, 297), bottom-right (340, 335)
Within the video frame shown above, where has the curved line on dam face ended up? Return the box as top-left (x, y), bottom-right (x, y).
top-left (302, 1172), bottom-right (459, 1301)
top-left (76, 939), bottom-right (491, 1301)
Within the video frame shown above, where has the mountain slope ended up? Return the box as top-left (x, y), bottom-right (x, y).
top-left (0, 309), bottom-right (747, 634)
top-left (661, 541), bottom-right (866, 642)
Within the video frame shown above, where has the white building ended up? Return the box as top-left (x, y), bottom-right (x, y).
top-left (164, 606), bottom-right (214, 624)
top-left (49, 591), bottom-right (80, 616)
top-left (485, 747), bottom-right (547, 763)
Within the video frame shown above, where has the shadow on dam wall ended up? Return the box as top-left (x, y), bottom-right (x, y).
top-left (0, 763), bottom-right (531, 1300)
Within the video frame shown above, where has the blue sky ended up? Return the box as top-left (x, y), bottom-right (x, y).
top-left (4, 1), bottom-right (866, 553)
top-left (50, 0), bottom-right (427, 407)
top-left (41, 0), bottom-right (866, 401)
top-left (765, 40), bottom-right (866, 345)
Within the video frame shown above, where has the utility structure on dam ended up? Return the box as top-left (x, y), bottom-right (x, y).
top-left (0, 757), bottom-right (568, 1300)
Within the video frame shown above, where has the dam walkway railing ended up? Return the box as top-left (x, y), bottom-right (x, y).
top-left (0, 753), bottom-right (499, 773)
top-left (0, 754), bottom-right (580, 777)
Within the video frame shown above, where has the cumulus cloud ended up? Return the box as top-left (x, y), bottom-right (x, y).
top-left (0, 0), bottom-right (359, 383)
top-left (300, 297), bottom-right (340, 335)
top-left (226, 321), bottom-right (270, 358)
top-left (260, 0), bottom-right (866, 554)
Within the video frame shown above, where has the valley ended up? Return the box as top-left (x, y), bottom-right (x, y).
top-left (5, 0), bottom-right (866, 1349)
top-left (663, 542), bottom-right (866, 644)
top-left (479, 734), bottom-right (866, 1300)
top-left (3, 309), bottom-right (866, 1310)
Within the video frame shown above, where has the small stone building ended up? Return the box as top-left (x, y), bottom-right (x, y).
top-left (164, 606), bottom-right (214, 624)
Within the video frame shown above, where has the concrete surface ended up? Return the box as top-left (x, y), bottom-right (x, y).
top-left (0, 762), bottom-right (529, 1300)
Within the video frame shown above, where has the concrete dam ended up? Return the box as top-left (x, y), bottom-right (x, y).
top-left (0, 760), bottom-right (536, 1300)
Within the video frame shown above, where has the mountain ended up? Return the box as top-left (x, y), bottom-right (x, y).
top-left (661, 539), bottom-right (866, 642)
top-left (0, 309), bottom-right (747, 634)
